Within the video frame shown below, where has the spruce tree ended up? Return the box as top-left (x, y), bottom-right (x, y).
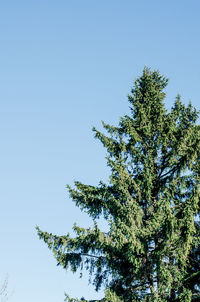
top-left (37, 68), bottom-right (200, 302)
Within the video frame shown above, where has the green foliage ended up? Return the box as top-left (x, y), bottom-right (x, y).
top-left (37, 68), bottom-right (200, 301)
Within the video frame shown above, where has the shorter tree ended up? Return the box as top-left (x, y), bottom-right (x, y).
top-left (37, 68), bottom-right (200, 302)
top-left (0, 276), bottom-right (9, 302)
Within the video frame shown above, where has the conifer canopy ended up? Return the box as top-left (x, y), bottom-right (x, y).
top-left (37, 68), bottom-right (200, 302)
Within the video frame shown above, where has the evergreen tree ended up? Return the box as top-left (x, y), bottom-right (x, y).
top-left (37, 68), bottom-right (200, 302)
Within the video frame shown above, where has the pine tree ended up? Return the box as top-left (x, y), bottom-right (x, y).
top-left (37, 68), bottom-right (200, 302)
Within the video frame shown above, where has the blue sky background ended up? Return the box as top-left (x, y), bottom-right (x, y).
top-left (0, 1), bottom-right (200, 301)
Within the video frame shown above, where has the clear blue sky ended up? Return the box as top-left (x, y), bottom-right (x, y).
top-left (0, 1), bottom-right (200, 301)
